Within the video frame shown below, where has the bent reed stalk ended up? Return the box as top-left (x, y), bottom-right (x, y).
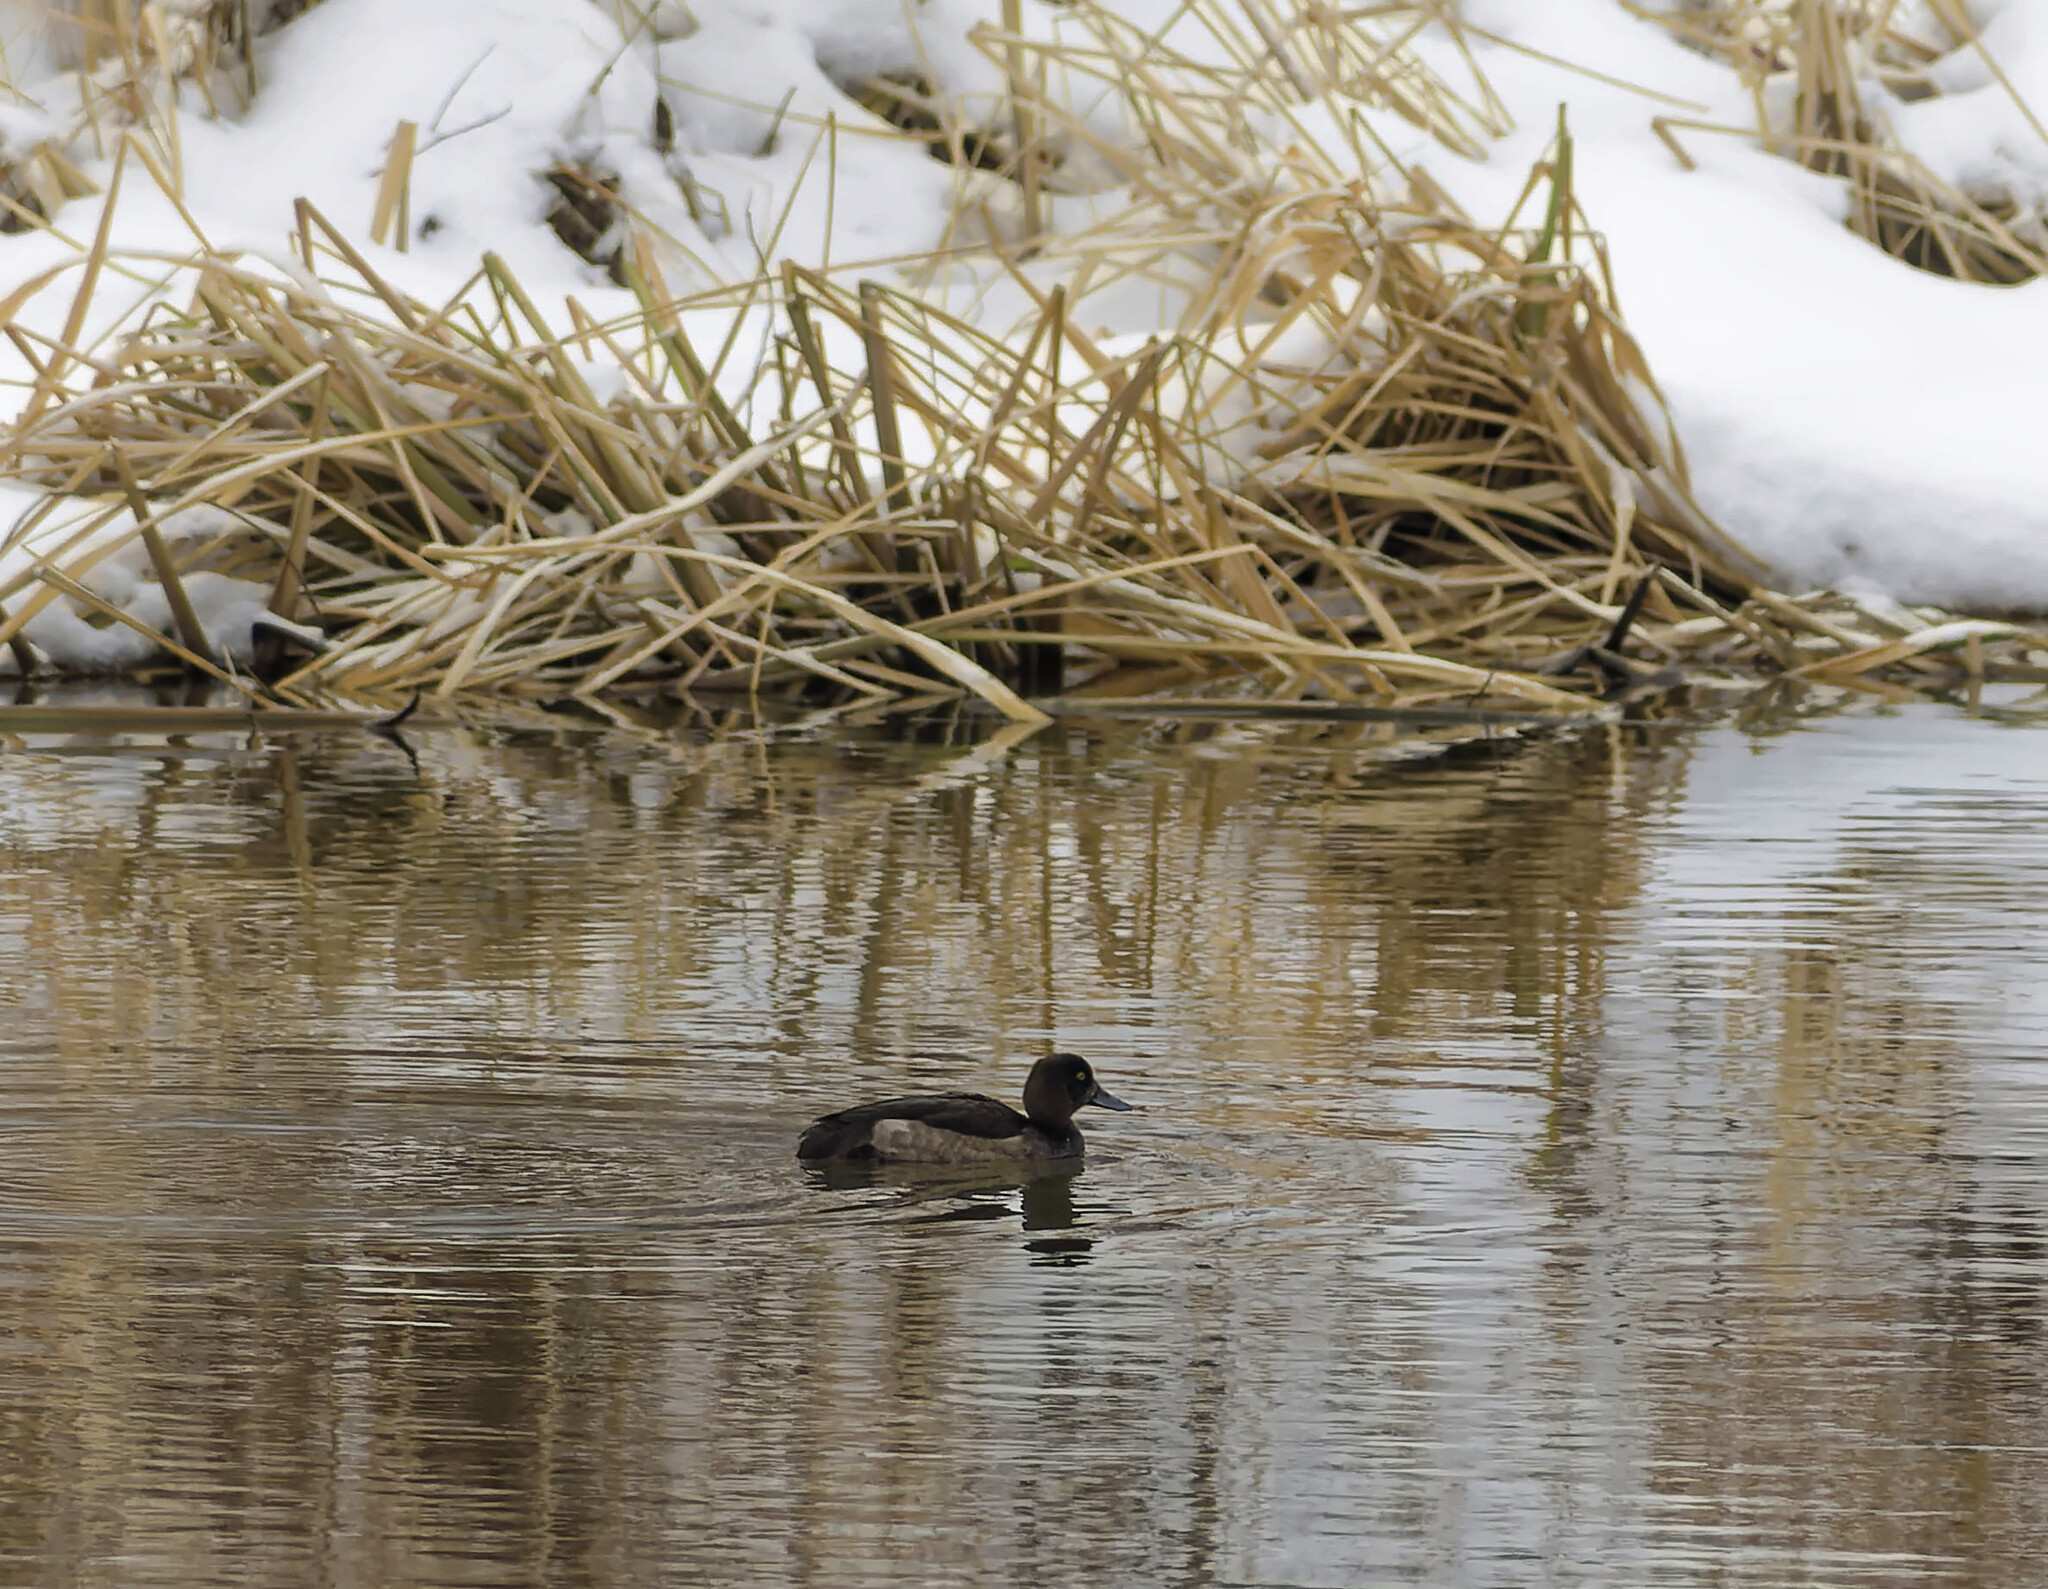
top-left (3, 0), bottom-right (2044, 719)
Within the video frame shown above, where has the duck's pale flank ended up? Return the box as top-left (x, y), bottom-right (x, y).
top-left (796, 1052), bottom-right (1133, 1164)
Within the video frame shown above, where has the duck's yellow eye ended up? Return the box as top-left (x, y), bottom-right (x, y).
top-left (1077, 1069), bottom-right (1090, 1083)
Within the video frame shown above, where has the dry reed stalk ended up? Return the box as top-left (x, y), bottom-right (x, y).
top-left (369, 120), bottom-right (417, 253)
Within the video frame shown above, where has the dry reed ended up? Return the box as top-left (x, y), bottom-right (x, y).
top-left (4, 0), bottom-right (2045, 721)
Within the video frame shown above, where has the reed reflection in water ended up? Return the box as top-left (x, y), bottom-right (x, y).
top-left (3, 690), bottom-right (2048, 1585)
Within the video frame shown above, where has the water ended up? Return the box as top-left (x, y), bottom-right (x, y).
top-left (4, 688), bottom-right (2048, 1586)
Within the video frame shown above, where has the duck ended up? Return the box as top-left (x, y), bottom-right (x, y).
top-left (796, 1052), bottom-right (1133, 1164)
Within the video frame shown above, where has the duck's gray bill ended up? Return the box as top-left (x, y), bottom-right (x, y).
top-left (1090, 1086), bottom-right (1133, 1112)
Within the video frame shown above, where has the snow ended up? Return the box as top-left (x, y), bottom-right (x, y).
top-left (1442, 0), bottom-right (2048, 611)
top-left (8, 0), bottom-right (2048, 671)
top-left (0, 484), bottom-right (276, 667)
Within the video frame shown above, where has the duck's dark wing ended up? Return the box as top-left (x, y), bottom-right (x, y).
top-left (796, 1091), bottom-right (1028, 1160)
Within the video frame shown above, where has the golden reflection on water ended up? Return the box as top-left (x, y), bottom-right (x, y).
top-left (3, 690), bottom-right (2048, 1584)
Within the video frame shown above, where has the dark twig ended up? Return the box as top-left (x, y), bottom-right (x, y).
top-left (373, 690), bottom-right (423, 731)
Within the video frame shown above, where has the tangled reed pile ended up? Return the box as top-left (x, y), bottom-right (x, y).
top-left (2, 0), bottom-right (2041, 720)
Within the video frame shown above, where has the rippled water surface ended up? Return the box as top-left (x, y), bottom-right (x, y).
top-left (6, 688), bottom-right (2048, 1586)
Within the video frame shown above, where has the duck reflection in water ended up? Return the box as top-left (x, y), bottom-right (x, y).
top-left (802, 1159), bottom-right (1097, 1262)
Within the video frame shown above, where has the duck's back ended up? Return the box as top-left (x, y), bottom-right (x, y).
top-left (797, 1091), bottom-right (1043, 1162)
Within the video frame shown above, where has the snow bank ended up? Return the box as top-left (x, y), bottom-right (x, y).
top-left (0, 486), bottom-right (275, 672)
top-left (7, 0), bottom-right (2048, 665)
top-left (1442, 0), bottom-right (2048, 611)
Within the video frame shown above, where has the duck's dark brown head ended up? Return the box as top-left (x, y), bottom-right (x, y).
top-left (1021, 1052), bottom-right (1132, 1129)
